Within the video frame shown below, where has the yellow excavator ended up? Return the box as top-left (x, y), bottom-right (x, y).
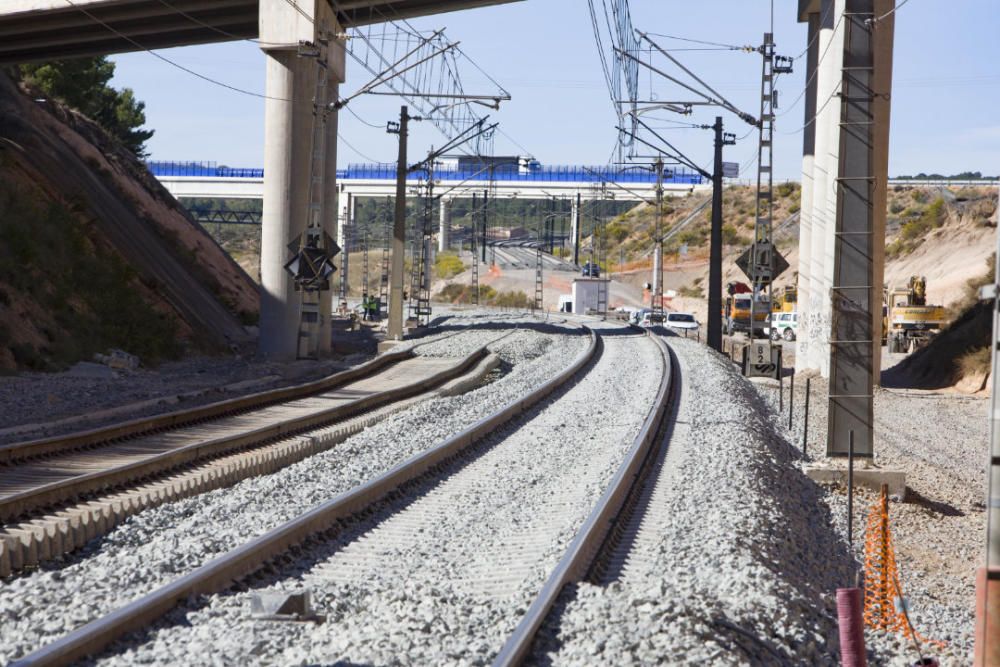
top-left (882, 276), bottom-right (946, 354)
top-left (771, 285), bottom-right (797, 313)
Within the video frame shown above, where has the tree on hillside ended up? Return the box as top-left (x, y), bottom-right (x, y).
top-left (19, 57), bottom-right (154, 157)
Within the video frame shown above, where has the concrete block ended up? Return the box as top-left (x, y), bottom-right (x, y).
top-left (804, 464), bottom-right (906, 499)
top-left (377, 340), bottom-right (406, 354)
top-left (250, 590), bottom-right (323, 622)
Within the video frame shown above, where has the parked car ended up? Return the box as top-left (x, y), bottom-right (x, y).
top-left (766, 311), bottom-right (798, 341)
top-left (581, 262), bottom-right (601, 277)
top-left (665, 312), bottom-right (699, 334)
top-left (639, 311), bottom-right (665, 327)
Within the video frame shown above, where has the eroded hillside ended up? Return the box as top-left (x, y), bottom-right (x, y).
top-left (0, 73), bottom-right (259, 370)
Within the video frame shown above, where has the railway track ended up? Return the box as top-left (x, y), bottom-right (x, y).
top-left (0, 336), bottom-right (503, 576)
top-left (8, 323), bottom-right (680, 667)
top-left (493, 333), bottom-right (677, 666)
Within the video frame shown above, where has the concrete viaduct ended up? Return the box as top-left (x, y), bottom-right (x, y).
top-left (0, 0), bottom-right (521, 360)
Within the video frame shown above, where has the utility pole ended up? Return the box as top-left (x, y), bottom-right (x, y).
top-left (573, 192), bottom-right (582, 266)
top-left (709, 116), bottom-right (735, 352)
top-left (481, 188), bottom-right (489, 263)
top-left (386, 105), bottom-right (409, 341)
top-left (471, 191), bottom-right (480, 304)
top-left (652, 157), bottom-right (664, 321)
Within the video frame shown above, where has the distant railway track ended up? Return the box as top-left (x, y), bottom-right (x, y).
top-left (0, 335), bottom-right (504, 577)
top-left (10, 325), bottom-right (599, 667)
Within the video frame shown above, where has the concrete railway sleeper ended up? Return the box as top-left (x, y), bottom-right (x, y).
top-left (0, 334), bottom-right (493, 524)
top-left (8, 326), bottom-right (598, 667)
top-left (493, 332), bottom-right (676, 666)
top-left (0, 329), bottom-right (475, 468)
top-left (0, 351), bottom-right (502, 579)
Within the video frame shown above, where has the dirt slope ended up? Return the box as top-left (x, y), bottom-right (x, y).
top-left (0, 73), bottom-right (258, 370)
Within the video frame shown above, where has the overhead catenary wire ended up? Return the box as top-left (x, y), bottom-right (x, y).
top-left (776, 11), bottom-right (846, 117)
top-left (60, 0), bottom-right (290, 101)
top-left (640, 31), bottom-right (749, 51)
top-left (872, 0), bottom-right (912, 24)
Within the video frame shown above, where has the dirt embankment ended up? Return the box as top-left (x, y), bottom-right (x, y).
top-left (0, 72), bottom-right (259, 371)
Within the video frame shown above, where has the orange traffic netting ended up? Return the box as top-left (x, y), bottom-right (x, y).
top-left (863, 484), bottom-right (947, 649)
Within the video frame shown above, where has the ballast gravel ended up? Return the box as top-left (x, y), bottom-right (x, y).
top-left (0, 315), bottom-right (587, 665)
top-left (89, 325), bottom-right (664, 665)
top-left (754, 367), bottom-right (986, 666)
top-left (532, 335), bottom-right (856, 665)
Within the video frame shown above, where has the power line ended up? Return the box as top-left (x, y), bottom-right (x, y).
top-left (776, 11), bottom-right (845, 117)
top-left (338, 133), bottom-right (382, 162)
top-left (641, 31), bottom-right (748, 51)
top-left (778, 81), bottom-right (842, 135)
top-left (61, 0), bottom-right (288, 101)
top-left (343, 105), bottom-right (384, 128)
top-left (151, 0), bottom-right (292, 48)
top-left (792, 0), bottom-right (835, 59)
top-left (873, 0), bottom-right (913, 23)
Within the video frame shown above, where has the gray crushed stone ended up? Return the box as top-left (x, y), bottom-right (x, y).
top-left (531, 335), bottom-right (855, 665)
top-left (0, 316), bottom-right (587, 665)
top-left (89, 323), bottom-right (663, 666)
top-left (754, 365), bottom-right (986, 666)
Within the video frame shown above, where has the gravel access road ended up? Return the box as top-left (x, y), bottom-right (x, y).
top-left (0, 315), bottom-right (588, 665)
top-left (532, 335), bottom-right (855, 666)
top-left (87, 323), bottom-right (664, 666)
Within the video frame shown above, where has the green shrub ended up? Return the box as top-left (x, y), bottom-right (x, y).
top-left (492, 290), bottom-right (531, 308)
top-left (678, 227), bottom-right (709, 247)
top-left (775, 182), bottom-right (797, 198)
top-left (434, 252), bottom-right (465, 279)
top-left (722, 223), bottom-right (742, 245)
top-left (0, 180), bottom-right (183, 369)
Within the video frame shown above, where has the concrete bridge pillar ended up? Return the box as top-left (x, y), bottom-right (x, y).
top-left (803, 0), bottom-right (845, 376)
top-left (795, 5), bottom-right (822, 375)
top-left (438, 198), bottom-right (451, 252)
top-left (257, 0), bottom-right (344, 360)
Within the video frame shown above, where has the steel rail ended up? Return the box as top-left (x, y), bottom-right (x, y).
top-left (0, 346), bottom-right (490, 523)
top-left (11, 326), bottom-right (598, 667)
top-left (492, 331), bottom-right (676, 667)
top-left (0, 328), bottom-right (476, 466)
top-left (0, 348), bottom-right (413, 466)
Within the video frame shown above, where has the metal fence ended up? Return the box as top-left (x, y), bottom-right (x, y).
top-left (147, 161), bottom-right (703, 185)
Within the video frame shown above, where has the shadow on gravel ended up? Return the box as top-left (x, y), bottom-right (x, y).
top-left (906, 488), bottom-right (965, 517)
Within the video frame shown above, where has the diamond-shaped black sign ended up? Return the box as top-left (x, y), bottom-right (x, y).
top-left (284, 232), bottom-right (340, 292)
top-left (735, 242), bottom-right (789, 286)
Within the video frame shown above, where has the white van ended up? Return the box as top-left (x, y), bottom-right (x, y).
top-left (767, 311), bottom-right (798, 341)
top-left (665, 312), bottom-right (699, 333)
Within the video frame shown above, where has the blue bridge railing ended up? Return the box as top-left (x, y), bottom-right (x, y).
top-left (147, 161), bottom-right (702, 185)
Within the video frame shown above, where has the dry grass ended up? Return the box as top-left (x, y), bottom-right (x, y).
top-left (958, 346), bottom-right (991, 377)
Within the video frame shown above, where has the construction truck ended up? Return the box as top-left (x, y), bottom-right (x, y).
top-left (883, 276), bottom-right (946, 354)
top-left (771, 285), bottom-right (797, 313)
top-left (724, 281), bottom-right (770, 337)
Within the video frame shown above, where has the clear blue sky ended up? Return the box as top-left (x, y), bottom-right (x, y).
top-left (108, 0), bottom-right (999, 180)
